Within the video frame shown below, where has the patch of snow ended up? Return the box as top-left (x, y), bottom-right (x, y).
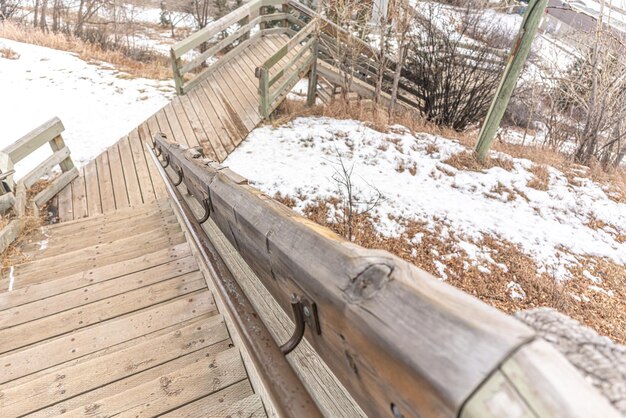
top-left (588, 285), bottom-right (615, 297)
top-left (582, 269), bottom-right (602, 284)
top-left (225, 117), bottom-right (626, 280)
top-left (0, 38), bottom-right (173, 178)
top-left (507, 281), bottom-right (526, 300)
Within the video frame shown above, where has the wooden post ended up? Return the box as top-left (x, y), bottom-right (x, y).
top-left (48, 134), bottom-right (74, 172)
top-left (256, 66), bottom-right (270, 118)
top-left (282, 3), bottom-right (289, 28)
top-left (475, 0), bottom-right (548, 161)
top-left (0, 152), bottom-right (15, 192)
top-left (307, 39), bottom-right (319, 107)
top-left (170, 49), bottom-right (184, 95)
top-left (260, 6), bottom-right (268, 30)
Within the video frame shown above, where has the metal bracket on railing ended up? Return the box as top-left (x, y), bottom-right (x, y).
top-left (161, 154), bottom-right (170, 168)
top-left (173, 166), bottom-right (184, 186)
top-left (280, 294), bottom-right (321, 355)
top-left (198, 193), bottom-right (213, 224)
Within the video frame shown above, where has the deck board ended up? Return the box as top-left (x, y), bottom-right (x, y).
top-left (0, 201), bottom-right (264, 417)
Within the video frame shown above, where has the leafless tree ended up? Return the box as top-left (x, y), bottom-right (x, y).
top-left (404, 3), bottom-right (513, 130)
top-left (0, 0), bottom-right (19, 20)
top-left (331, 150), bottom-right (382, 241)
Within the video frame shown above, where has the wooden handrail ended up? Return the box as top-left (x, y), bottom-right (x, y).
top-left (152, 136), bottom-right (531, 417)
top-left (0, 117), bottom-right (79, 254)
top-left (256, 17), bottom-right (318, 117)
top-left (153, 136), bottom-right (622, 418)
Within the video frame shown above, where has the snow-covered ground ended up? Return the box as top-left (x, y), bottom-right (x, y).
top-left (225, 117), bottom-right (626, 281)
top-left (0, 38), bottom-right (173, 178)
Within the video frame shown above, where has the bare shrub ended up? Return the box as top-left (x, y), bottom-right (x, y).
top-left (330, 151), bottom-right (382, 241)
top-left (404, 3), bottom-right (514, 131)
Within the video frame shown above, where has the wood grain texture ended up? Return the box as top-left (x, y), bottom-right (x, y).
top-left (156, 139), bottom-right (535, 418)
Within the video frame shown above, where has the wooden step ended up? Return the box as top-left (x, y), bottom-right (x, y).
top-left (0, 242), bottom-right (192, 310)
top-left (0, 314), bottom-right (228, 417)
top-left (1, 224), bottom-right (185, 287)
top-left (0, 257), bottom-right (200, 330)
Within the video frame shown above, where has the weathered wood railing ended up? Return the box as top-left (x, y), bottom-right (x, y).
top-left (170, 0), bottom-right (291, 95)
top-left (151, 135), bottom-right (621, 418)
top-left (255, 18), bottom-right (318, 117)
top-left (0, 117), bottom-right (78, 254)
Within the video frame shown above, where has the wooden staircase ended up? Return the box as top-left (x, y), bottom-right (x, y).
top-left (0, 200), bottom-right (265, 417)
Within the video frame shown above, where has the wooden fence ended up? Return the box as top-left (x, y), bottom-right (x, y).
top-left (170, 0), bottom-right (291, 95)
top-left (0, 117), bottom-right (78, 253)
top-left (256, 18), bottom-right (318, 117)
top-left (152, 136), bottom-right (621, 418)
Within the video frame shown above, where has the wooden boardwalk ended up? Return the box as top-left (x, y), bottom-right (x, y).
top-left (51, 33), bottom-right (298, 222)
top-left (0, 201), bottom-right (265, 417)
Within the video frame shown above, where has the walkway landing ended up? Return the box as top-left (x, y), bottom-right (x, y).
top-left (51, 33), bottom-right (297, 222)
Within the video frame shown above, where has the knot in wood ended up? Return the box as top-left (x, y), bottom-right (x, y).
top-left (345, 263), bottom-right (392, 303)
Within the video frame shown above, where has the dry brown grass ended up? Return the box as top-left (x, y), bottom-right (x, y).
top-left (0, 20), bottom-right (171, 79)
top-left (443, 150), bottom-right (514, 172)
top-left (276, 193), bottom-right (626, 344)
top-left (527, 164), bottom-right (550, 191)
top-left (0, 45), bottom-right (19, 59)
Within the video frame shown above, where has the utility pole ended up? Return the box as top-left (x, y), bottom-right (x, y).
top-left (475, 0), bottom-right (548, 161)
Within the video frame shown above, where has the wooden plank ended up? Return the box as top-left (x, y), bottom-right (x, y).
top-left (0, 291), bottom-right (215, 384)
top-left (137, 123), bottom-right (167, 200)
top-left (2, 117), bottom-right (64, 163)
top-left (0, 256), bottom-right (199, 330)
top-left (48, 134), bottom-right (75, 172)
top-left (0, 315), bottom-right (228, 417)
top-left (161, 381), bottom-right (255, 417)
top-left (0, 243), bottom-right (191, 309)
top-left (56, 183), bottom-right (73, 222)
top-left (25, 214), bottom-right (180, 257)
top-left (180, 90), bottom-right (223, 161)
top-left (83, 159), bottom-right (102, 216)
top-left (117, 136), bottom-right (144, 206)
top-left (21, 146), bottom-right (70, 189)
top-left (170, 99), bottom-right (203, 152)
top-left (193, 80), bottom-right (244, 152)
top-left (70, 168), bottom-right (88, 220)
top-left (171, 0), bottom-right (260, 57)
top-left (180, 13), bottom-right (263, 75)
top-left (30, 341), bottom-right (233, 417)
top-left (0, 272), bottom-right (206, 354)
top-left (62, 347), bottom-right (246, 417)
top-left (212, 66), bottom-right (257, 130)
top-left (128, 126), bottom-right (156, 202)
top-left (0, 219), bottom-right (23, 256)
top-left (197, 78), bottom-right (243, 152)
top-left (496, 340), bottom-right (621, 418)
top-left (228, 50), bottom-right (263, 119)
top-left (7, 228), bottom-right (185, 286)
top-left (187, 87), bottom-right (231, 161)
top-left (94, 152), bottom-right (116, 213)
top-left (155, 108), bottom-right (180, 147)
top-left (33, 167), bottom-right (78, 208)
top-left (163, 103), bottom-right (196, 148)
top-left (107, 144), bottom-right (130, 210)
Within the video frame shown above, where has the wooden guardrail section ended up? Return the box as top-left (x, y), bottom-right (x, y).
top-left (152, 135), bottom-right (621, 418)
top-left (170, 0), bottom-right (294, 95)
top-left (0, 117), bottom-right (78, 253)
top-left (256, 18), bottom-right (318, 117)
